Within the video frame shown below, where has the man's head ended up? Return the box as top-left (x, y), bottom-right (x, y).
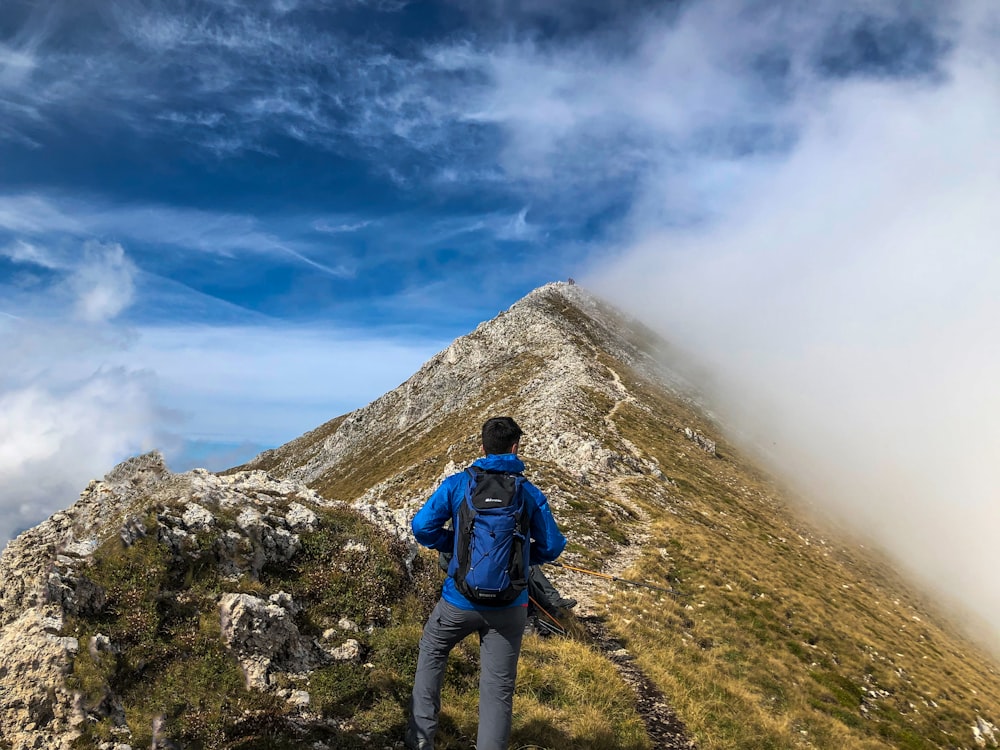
top-left (481, 416), bottom-right (523, 455)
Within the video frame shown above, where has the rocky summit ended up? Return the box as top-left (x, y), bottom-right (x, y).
top-left (2, 282), bottom-right (1000, 750)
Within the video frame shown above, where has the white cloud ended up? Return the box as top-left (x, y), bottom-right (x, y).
top-left (578, 2), bottom-right (1000, 648)
top-left (1, 238), bottom-right (138, 323)
top-left (496, 207), bottom-right (534, 241)
top-left (0, 378), bottom-right (157, 543)
top-left (0, 314), bottom-right (163, 544)
top-left (0, 244), bottom-right (158, 542)
top-left (0, 238), bottom-right (444, 548)
top-left (450, 5), bottom-right (766, 174)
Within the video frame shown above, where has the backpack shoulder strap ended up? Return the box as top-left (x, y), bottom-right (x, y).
top-left (463, 466), bottom-right (481, 498)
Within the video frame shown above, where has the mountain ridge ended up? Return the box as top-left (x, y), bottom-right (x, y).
top-left (2, 282), bottom-right (1000, 749)
top-left (234, 282), bottom-right (708, 576)
top-left (237, 282), bottom-right (692, 484)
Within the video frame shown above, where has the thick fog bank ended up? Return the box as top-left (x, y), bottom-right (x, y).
top-left (590, 41), bottom-right (1000, 653)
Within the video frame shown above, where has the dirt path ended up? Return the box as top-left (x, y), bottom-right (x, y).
top-left (578, 614), bottom-right (696, 750)
top-left (542, 361), bottom-right (696, 749)
top-left (550, 362), bottom-right (656, 608)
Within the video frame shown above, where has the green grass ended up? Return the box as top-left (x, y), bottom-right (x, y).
top-left (66, 500), bottom-right (440, 748)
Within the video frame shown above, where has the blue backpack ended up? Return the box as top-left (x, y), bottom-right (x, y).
top-left (450, 467), bottom-right (531, 605)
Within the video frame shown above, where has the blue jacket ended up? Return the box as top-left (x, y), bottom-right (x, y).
top-left (411, 453), bottom-right (567, 610)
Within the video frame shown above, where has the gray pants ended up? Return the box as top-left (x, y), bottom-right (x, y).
top-left (408, 598), bottom-right (527, 750)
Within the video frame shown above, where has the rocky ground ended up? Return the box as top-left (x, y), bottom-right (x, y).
top-left (0, 453), bottom-right (420, 750)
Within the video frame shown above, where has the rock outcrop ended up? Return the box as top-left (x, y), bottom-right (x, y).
top-left (0, 454), bottom-right (416, 750)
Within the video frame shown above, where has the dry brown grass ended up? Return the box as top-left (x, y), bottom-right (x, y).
top-left (229, 288), bottom-right (1000, 749)
top-left (431, 631), bottom-right (650, 750)
top-left (593, 360), bottom-right (1000, 749)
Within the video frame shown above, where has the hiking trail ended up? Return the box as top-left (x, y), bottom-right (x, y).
top-left (540, 360), bottom-right (696, 750)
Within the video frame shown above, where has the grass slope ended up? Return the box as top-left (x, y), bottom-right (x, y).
top-left (209, 286), bottom-right (1000, 749)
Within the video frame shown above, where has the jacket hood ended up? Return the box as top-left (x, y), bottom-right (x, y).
top-left (472, 453), bottom-right (525, 473)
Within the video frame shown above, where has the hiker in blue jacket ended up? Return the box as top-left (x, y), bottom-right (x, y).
top-left (407, 416), bottom-right (567, 750)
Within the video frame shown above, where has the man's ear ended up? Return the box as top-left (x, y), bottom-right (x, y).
top-left (481, 444), bottom-right (487, 456)
top-left (510, 441), bottom-right (520, 455)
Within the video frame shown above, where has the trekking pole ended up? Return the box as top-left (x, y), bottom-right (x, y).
top-left (528, 596), bottom-right (567, 636)
top-left (549, 561), bottom-right (683, 597)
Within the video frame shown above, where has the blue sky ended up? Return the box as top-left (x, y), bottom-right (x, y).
top-left (3, 0), bottom-right (1000, 639)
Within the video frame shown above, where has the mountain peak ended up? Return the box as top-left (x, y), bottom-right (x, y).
top-left (237, 282), bottom-right (686, 501)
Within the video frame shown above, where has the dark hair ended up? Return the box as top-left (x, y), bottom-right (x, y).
top-left (481, 416), bottom-right (523, 455)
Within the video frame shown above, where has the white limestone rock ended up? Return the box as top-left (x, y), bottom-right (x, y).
top-left (286, 502), bottom-right (319, 532)
top-left (218, 593), bottom-right (322, 690)
top-left (975, 715), bottom-right (999, 748)
top-left (0, 606), bottom-right (83, 750)
top-left (181, 503), bottom-right (215, 531)
top-left (289, 689), bottom-right (311, 709)
top-left (325, 638), bottom-right (361, 663)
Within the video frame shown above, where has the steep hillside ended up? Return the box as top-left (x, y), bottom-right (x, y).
top-left (234, 283), bottom-right (693, 569)
top-left (238, 282), bottom-right (1000, 749)
top-left (2, 282), bottom-right (999, 750)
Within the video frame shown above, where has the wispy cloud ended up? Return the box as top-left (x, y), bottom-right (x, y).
top-left (0, 2), bottom-right (481, 166)
top-left (313, 219), bottom-right (374, 234)
top-left (0, 40), bottom-right (37, 87)
top-left (71, 242), bottom-right (137, 322)
top-left (0, 239), bottom-right (58, 268)
top-left (0, 189), bottom-right (560, 329)
top-left (0, 193), bottom-right (354, 278)
top-left (0, 194), bottom-right (83, 234)
top-left (1, 239), bottom-right (137, 322)
top-left (0, 2), bottom-right (555, 209)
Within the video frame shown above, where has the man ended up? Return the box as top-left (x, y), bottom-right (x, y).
top-left (407, 416), bottom-right (567, 750)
